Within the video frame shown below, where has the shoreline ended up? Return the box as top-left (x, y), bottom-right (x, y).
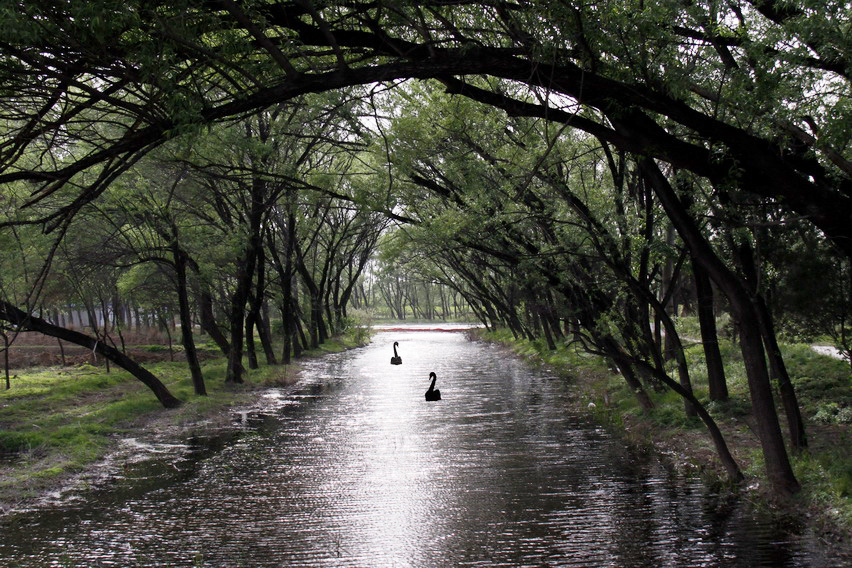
top-left (470, 329), bottom-right (851, 556)
top-left (0, 366), bottom-right (301, 516)
top-left (3, 328), bottom-right (849, 560)
top-left (0, 335), bottom-right (365, 516)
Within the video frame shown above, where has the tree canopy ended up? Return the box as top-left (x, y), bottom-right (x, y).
top-left (1, 1), bottom-right (848, 253)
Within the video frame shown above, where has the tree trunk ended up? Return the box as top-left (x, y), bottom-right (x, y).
top-left (258, 299), bottom-right (277, 365)
top-left (539, 308), bottom-right (557, 350)
top-left (693, 258), bottom-right (728, 401)
top-left (158, 309), bottom-right (174, 362)
top-left (197, 286), bottom-right (230, 356)
top-left (280, 302), bottom-right (292, 364)
top-left (245, 313), bottom-right (258, 370)
top-left (735, 240), bottom-right (807, 451)
top-left (226, 255), bottom-right (253, 383)
top-left (173, 242), bottom-right (206, 396)
top-left (613, 358), bottom-right (655, 412)
top-left (226, 204), bottom-right (263, 382)
top-left (635, 359), bottom-right (743, 483)
top-left (0, 301), bottom-right (181, 408)
top-left (295, 310), bottom-right (308, 354)
top-left (2, 332), bottom-right (9, 390)
top-left (661, 224), bottom-right (679, 361)
top-left (642, 158), bottom-right (799, 495)
top-left (267, 219), bottom-right (295, 364)
top-left (755, 296), bottom-right (807, 450)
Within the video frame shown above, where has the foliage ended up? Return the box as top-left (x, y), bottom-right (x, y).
top-left (782, 344), bottom-right (852, 418)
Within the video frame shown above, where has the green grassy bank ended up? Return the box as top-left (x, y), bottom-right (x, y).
top-left (0, 331), bottom-right (368, 510)
top-left (477, 327), bottom-right (851, 541)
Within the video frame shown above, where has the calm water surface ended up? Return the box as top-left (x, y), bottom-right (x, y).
top-left (0, 328), bottom-right (846, 567)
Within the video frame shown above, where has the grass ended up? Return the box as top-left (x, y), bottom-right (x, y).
top-left (477, 323), bottom-right (852, 540)
top-left (0, 326), bottom-right (371, 508)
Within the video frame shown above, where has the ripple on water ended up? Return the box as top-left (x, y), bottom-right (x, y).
top-left (0, 329), bottom-right (848, 567)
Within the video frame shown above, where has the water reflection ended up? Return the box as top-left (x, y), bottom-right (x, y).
top-left (0, 330), bottom-right (847, 567)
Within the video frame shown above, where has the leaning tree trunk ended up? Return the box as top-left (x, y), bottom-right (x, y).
top-left (244, 308), bottom-right (259, 370)
top-left (196, 286), bottom-right (230, 356)
top-left (642, 158), bottom-right (799, 495)
top-left (226, 203), bottom-right (263, 383)
top-left (735, 241), bottom-right (807, 451)
top-left (2, 332), bottom-right (9, 390)
top-left (0, 301), bottom-right (181, 408)
top-left (172, 242), bottom-right (206, 396)
top-left (755, 296), bottom-right (807, 450)
top-left (295, 257), bottom-right (324, 348)
top-left (258, 299), bottom-right (277, 366)
top-left (226, 253), bottom-right (254, 383)
top-left (634, 359), bottom-right (744, 484)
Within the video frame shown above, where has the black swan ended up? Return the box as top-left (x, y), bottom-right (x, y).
top-left (390, 341), bottom-right (402, 365)
top-left (425, 372), bottom-right (441, 401)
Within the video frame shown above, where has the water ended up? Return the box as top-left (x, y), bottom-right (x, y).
top-left (0, 329), bottom-right (846, 567)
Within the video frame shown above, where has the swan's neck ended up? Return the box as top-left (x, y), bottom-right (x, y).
top-left (428, 375), bottom-right (437, 391)
top-left (393, 344), bottom-right (398, 357)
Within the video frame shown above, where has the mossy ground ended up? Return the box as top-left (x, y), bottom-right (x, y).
top-left (476, 325), bottom-right (851, 546)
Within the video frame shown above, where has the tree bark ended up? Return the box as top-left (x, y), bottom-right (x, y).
top-left (172, 243), bottom-right (206, 396)
top-left (225, 179), bottom-right (265, 383)
top-left (734, 240), bottom-right (807, 451)
top-left (258, 299), bottom-right (277, 365)
top-left (226, 247), bottom-right (255, 382)
top-left (2, 332), bottom-right (9, 390)
top-left (641, 158), bottom-right (799, 495)
top-left (195, 282), bottom-right (230, 356)
top-left (244, 311), bottom-right (259, 370)
top-left (755, 296), bottom-right (807, 450)
top-left (634, 359), bottom-right (744, 484)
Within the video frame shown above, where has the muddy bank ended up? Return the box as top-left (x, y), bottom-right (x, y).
top-left (0, 331), bottom-right (371, 515)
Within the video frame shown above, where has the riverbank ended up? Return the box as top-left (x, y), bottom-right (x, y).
top-left (3, 326), bottom-right (848, 555)
top-left (0, 333), bottom-right (368, 514)
top-left (474, 328), bottom-right (851, 551)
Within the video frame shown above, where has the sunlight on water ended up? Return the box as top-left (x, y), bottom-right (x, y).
top-left (0, 329), bottom-right (846, 567)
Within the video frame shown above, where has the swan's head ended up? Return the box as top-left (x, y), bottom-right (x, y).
top-left (393, 341), bottom-right (399, 347)
top-left (429, 372), bottom-right (436, 380)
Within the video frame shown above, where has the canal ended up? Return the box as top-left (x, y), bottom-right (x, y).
top-left (0, 328), bottom-right (843, 567)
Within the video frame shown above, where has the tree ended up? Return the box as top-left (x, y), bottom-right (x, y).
top-left (0, 300), bottom-right (181, 408)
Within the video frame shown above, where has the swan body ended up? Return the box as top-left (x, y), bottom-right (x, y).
top-left (390, 341), bottom-right (402, 365)
top-left (425, 372), bottom-right (441, 401)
